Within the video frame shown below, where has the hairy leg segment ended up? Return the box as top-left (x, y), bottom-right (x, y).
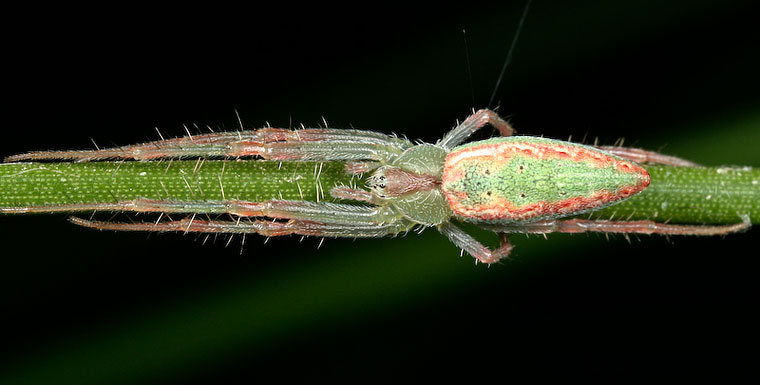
top-left (5, 128), bottom-right (412, 163)
top-left (65, 198), bottom-right (413, 238)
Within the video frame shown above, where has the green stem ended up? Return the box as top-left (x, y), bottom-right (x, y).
top-left (1, 160), bottom-right (757, 225)
top-left (0, 161), bottom-right (352, 211)
top-left (594, 165), bottom-right (758, 224)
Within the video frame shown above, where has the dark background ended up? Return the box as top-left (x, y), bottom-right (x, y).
top-left (1, 0), bottom-right (758, 382)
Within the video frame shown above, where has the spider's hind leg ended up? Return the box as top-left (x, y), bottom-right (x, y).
top-left (489, 215), bottom-right (752, 236)
top-left (595, 146), bottom-right (700, 167)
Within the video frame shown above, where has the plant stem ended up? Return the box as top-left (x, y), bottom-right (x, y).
top-left (594, 165), bottom-right (758, 224)
top-left (1, 161), bottom-right (757, 225)
top-left (0, 161), bottom-right (352, 212)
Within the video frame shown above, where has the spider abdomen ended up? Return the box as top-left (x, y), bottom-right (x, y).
top-left (442, 136), bottom-right (650, 224)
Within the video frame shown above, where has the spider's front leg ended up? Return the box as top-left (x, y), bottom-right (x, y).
top-left (227, 128), bottom-right (411, 163)
top-left (438, 109), bottom-right (515, 150)
top-left (68, 199), bottom-right (415, 239)
top-left (69, 217), bottom-right (413, 238)
top-left (1, 197), bottom-right (388, 216)
top-left (44, 198), bottom-right (400, 225)
top-left (5, 128), bottom-right (412, 163)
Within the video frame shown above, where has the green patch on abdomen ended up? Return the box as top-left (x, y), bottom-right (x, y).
top-left (446, 156), bottom-right (642, 209)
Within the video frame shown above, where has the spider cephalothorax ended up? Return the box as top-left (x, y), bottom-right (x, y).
top-left (366, 166), bottom-right (440, 199)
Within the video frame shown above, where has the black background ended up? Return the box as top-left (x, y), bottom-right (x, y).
top-left (1, 1), bottom-right (758, 382)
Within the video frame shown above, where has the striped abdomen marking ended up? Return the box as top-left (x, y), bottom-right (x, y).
top-left (442, 137), bottom-right (650, 224)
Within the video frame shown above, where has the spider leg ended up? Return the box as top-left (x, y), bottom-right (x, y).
top-left (0, 199), bottom-right (264, 215)
top-left (227, 128), bottom-right (412, 162)
top-left (66, 197), bottom-right (412, 238)
top-left (5, 128), bottom-right (412, 163)
top-left (68, 217), bottom-right (412, 238)
top-left (438, 109), bottom-right (515, 150)
top-left (329, 186), bottom-right (377, 204)
top-left (438, 222), bottom-right (513, 264)
top-left (224, 199), bottom-right (401, 225)
top-left (5, 132), bottom-right (244, 162)
top-left (487, 215), bottom-right (751, 236)
top-left (7, 197), bottom-right (401, 225)
top-left (344, 161), bottom-right (382, 175)
top-left (595, 146), bottom-right (700, 167)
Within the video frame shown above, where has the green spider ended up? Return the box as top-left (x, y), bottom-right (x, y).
top-left (4, 109), bottom-right (749, 264)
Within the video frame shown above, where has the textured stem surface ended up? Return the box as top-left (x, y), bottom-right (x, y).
top-left (0, 161), bottom-right (352, 212)
top-left (593, 165), bottom-right (758, 225)
top-left (1, 161), bottom-right (757, 225)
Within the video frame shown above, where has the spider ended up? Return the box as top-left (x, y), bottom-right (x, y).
top-left (5, 109), bottom-right (750, 264)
